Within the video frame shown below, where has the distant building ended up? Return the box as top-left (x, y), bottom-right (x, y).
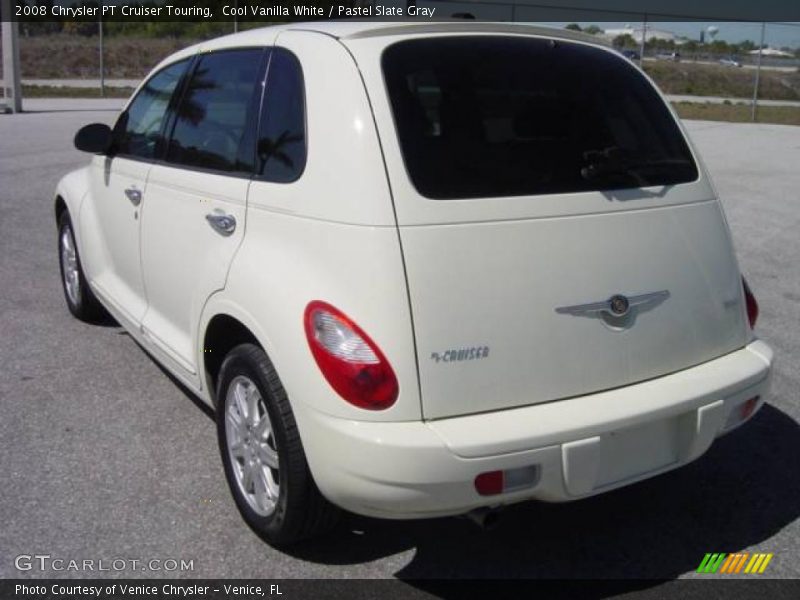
top-left (747, 47), bottom-right (794, 58)
top-left (603, 25), bottom-right (677, 44)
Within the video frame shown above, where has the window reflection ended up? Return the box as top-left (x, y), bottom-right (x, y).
top-left (166, 49), bottom-right (264, 173)
top-left (114, 59), bottom-right (188, 159)
top-left (257, 49), bottom-right (306, 183)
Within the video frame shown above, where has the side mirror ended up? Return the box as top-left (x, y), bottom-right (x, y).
top-left (74, 123), bottom-right (113, 154)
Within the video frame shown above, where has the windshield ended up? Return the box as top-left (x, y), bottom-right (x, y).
top-left (382, 36), bottom-right (699, 200)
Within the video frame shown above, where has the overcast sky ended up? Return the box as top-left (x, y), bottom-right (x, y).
top-left (546, 22), bottom-right (800, 48)
top-left (416, 0), bottom-right (800, 47)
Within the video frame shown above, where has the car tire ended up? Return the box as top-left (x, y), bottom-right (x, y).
top-left (216, 343), bottom-right (340, 545)
top-left (57, 211), bottom-right (105, 322)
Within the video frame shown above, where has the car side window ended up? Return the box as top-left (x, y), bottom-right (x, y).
top-left (257, 48), bottom-right (306, 183)
top-left (165, 49), bottom-right (265, 174)
top-left (113, 59), bottom-right (189, 160)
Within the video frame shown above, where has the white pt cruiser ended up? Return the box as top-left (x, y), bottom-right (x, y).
top-left (56, 22), bottom-right (773, 544)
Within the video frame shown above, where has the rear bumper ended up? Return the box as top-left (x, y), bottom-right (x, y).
top-left (295, 340), bottom-right (773, 519)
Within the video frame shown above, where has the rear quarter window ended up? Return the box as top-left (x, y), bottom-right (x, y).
top-left (382, 36), bottom-right (698, 200)
top-left (256, 48), bottom-right (307, 183)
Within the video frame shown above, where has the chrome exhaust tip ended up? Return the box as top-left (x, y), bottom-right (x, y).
top-left (464, 507), bottom-right (502, 530)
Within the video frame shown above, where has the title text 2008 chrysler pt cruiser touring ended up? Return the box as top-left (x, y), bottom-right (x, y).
top-left (56, 22), bottom-right (773, 544)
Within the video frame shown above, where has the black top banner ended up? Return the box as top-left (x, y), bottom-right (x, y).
top-left (4, 579), bottom-right (800, 600)
top-left (3, 0), bottom-right (800, 23)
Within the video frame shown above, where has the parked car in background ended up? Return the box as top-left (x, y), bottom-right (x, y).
top-left (620, 49), bottom-right (640, 60)
top-left (656, 51), bottom-right (681, 62)
top-left (720, 56), bottom-right (743, 67)
top-left (56, 22), bottom-right (772, 545)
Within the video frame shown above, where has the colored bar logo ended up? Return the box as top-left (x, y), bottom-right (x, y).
top-left (697, 552), bottom-right (773, 574)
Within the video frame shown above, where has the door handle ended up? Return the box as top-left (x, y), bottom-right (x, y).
top-left (124, 187), bottom-right (142, 206)
top-left (205, 211), bottom-right (237, 236)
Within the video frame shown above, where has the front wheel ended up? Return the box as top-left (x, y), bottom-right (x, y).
top-left (57, 211), bottom-right (105, 322)
top-left (216, 343), bottom-right (339, 545)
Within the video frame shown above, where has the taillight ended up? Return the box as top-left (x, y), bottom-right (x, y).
top-left (304, 301), bottom-right (398, 410)
top-left (742, 277), bottom-right (759, 329)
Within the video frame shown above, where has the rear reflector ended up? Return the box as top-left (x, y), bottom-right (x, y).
top-left (475, 466), bottom-right (540, 496)
top-left (742, 277), bottom-right (759, 329)
top-left (475, 471), bottom-right (504, 496)
top-left (740, 396), bottom-right (760, 421)
top-left (724, 395), bottom-right (761, 431)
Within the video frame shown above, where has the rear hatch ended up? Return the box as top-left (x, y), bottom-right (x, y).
top-left (351, 33), bottom-right (749, 419)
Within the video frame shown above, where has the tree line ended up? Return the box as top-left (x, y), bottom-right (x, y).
top-left (565, 23), bottom-right (799, 58)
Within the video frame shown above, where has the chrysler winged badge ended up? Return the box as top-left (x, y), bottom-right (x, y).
top-left (556, 291), bottom-right (670, 318)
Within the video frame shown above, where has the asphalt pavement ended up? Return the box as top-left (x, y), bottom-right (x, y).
top-left (668, 94), bottom-right (800, 108)
top-left (0, 102), bottom-right (798, 586)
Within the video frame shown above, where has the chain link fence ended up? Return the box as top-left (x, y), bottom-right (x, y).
top-left (2, 0), bottom-right (799, 121)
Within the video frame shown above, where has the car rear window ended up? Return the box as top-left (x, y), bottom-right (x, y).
top-left (382, 37), bottom-right (698, 200)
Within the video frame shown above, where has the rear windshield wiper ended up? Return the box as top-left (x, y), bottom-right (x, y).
top-left (580, 148), bottom-right (692, 182)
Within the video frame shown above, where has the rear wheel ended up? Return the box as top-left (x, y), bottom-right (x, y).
top-left (216, 343), bottom-right (339, 545)
top-left (57, 211), bottom-right (104, 322)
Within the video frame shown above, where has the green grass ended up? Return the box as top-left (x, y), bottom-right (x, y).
top-left (10, 34), bottom-right (195, 79)
top-left (672, 101), bottom-right (800, 126)
top-left (644, 61), bottom-right (800, 101)
top-left (20, 85), bottom-right (135, 98)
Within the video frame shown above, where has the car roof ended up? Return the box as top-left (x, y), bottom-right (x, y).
top-left (189, 20), bottom-right (605, 50)
top-left (153, 21), bottom-right (609, 74)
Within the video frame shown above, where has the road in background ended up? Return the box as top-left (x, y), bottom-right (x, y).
top-left (667, 94), bottom-right (800, 107)
top-left (9, 78), bottom-right (800, 108)
top-left (0, 104), bottom-right (798, 583)
top-left (21, 78), bottom-right (140, 89)
top-left (642, 57), bottom-right (798, 72)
